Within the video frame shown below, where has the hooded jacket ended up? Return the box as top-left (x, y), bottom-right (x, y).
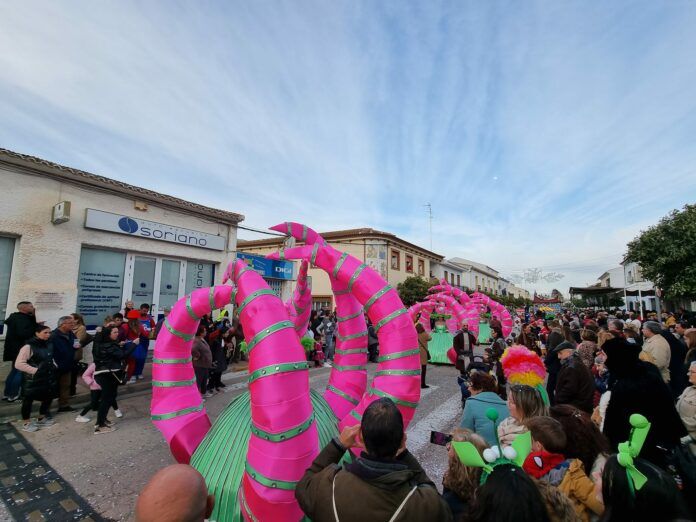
top-left (555, 353), bottom-right (595, 413)
top-left (295, 440), bottom-right (452, 522)
top-left (3, 311), bottom-right (37, 362)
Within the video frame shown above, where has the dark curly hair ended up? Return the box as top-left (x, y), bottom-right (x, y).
top-left (550, 404), bottom-right (609, 475)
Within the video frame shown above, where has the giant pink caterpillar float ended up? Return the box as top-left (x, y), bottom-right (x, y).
top-left (150, 222), bottom-right (420, 521)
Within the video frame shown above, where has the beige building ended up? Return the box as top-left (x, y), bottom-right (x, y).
top-left (0, 148), bottom-right (243, 331)
top-left (237, 228), bottom-right (443, 310)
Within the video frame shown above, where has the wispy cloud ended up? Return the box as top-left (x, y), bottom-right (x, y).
top-left (1, 0), bottom-right (695, 293)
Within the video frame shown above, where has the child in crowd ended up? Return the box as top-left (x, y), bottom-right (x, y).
top-left (75, 362), bottom-right (122, 423)
top-left (523, 416), bottom-right (603, 522)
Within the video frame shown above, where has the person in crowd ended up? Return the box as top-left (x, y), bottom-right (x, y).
top-left (192, 325), bottom-right (213, 399)
top-left (550, 405), bottom-right (609, 481)
top-left (14, 324), bottom-right (57, 432)
top-left (562, 323), bottom-right (576, 345)
top-left (523, 416), bottom-right (604, 521)
top-left (3, 301), bottom-right (38, 402)
top-left (660, 325), bottom-right (688, 398)
top-left (607, 320), bottom-right (624, 339)
top-left (133, 303), bottom-right (155, 381)
top-left (112, 312), bottom-right (124, 329)
top-left (317, 312), bottom-right (336, 364)
top-left (674, 320), bottom-right (689, 343)
top-left (92, 325), bottom-right (135, 434)
top-left (441, 428), bottom-right (487, 520)
top-left (460, 371), bottom-right (509, 446)
top-left (597, 453), bottom-right (690, 522)
top-left (70, 312), bottom-right (90, 396)
top-left (207, 321), bottom-right (228, 393)
top-left (229, 310), bottom-right (245, 362)
top-left (121, 310), bottom-right (148, 384)
top-left (309, 309), bottom-right (322, 339)
top-left (665, 312), bottom-right (677, 328)
top-left (51, 315), bottom-right (79, 412)
top-left (416, 323), bottom-right (432, 389)
top-left (75, 362), bottom-right (122, 423)
top-left (601, 337), bottom-right (685, 468)
top-left (154, 306), bottom-right (170, 339)
top-left (121, 300), bottom-right (135, 317)
top-left (676, 361), bottom-right (696, 454)
top-left (498, 384), bottom-right (548, 447)
top-left (553, 341), bottom-right (595, 413)
top-left (135, 464), bottom-right (215, 522)
top-left (367, 316), bottom-right (379, 363)
top-left (622, 324), bottom-right (642, 347)
top-left (544, 320), bottom-right (565, 404)
top-left (685, 330), bottom-right (696, 365)
top-left (516, 323), bottom-right (541, 356)
top-left (463, 463), bottom-right (550, 522)
top-left (453, 321), bottom-right (478, 375)
top-left (639, 321), bottom-right (671, 383)
top-left (626, 312), bottom-right (642, 331)
top-left (576, 329), bottom-right (598, 369)
top-left (295, 397), bottom-right (452, 521)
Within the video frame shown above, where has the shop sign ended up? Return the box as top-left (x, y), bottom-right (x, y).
top-left (236, 252), bottom-right (294, 280)
top-left (85, 209), bottom-right (225, 251)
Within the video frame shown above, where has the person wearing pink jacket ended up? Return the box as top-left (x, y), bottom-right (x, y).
top-left (75, 363), bottom-right (123, 423)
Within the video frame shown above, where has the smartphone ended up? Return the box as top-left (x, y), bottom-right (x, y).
top-left (429, 430), bottom-right (453, 446)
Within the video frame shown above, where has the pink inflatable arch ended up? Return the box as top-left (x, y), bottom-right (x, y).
top-left (284, 259), bottom-right (312, 337)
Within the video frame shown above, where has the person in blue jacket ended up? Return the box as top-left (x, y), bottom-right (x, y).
top-left (460, 371), bottom-right (509, 446)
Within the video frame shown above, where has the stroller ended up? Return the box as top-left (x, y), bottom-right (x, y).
top-left (457, 355), bottom-right (493, 408)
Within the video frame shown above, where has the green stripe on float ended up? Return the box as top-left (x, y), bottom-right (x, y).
top-left (377, 348), bottom-right (420, 362)
top-left (152, 378), bottom-right (196, 388)
top-left (250, 413), bottom-right (315, 442)
top-left (245, 320), bottom-right (295, 352)
top-left (244, 461), bottom-right (297, 490)
top-left (334, 347), bottom-right (366, 355)
top-left (247, 361), bottom-right (309, 384)
top-left (337, 310), bottom-right (363, 322)
top-left (151, 403), bottom-right (204, 421)
top-left (310, 243), bottom-right (319, 265)
top-left (237, 289), bottom-right (277, 316)
top-left (337, 330), bottom-right (367, 342)
top-left (347, 263), bottom-right (367, 292)
top-left (185, 296), bottom-right (201, 321)
top-left (326, 385), bottom-right (360, 405)
top-left (208, 287), bottom-right (216, 311)
top-left (164, 318), bottom-right (194, 341)
top-left (367, 387), bottom-right (418, 409)
top-left (332, 252), bottom-right (348, 279)
top-left (301, 224), bottom-right (307, 241)
top-left (364, 285), bottom-right (393, 313)
top-left (375, 369), bottom-right (421, 377)
top-left (374, 308), bottom-right (409, 333)
top-left (152, 356), bottom-right (193, 364)
top-left (332, 364), bottom-right (367, 372)
top-left (350, 410), bottom-right (363, 421)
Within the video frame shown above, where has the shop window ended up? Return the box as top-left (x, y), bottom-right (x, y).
top-left (312, 297), bottom-right (332, 312)
top-left (266, 279), bottom-right (283, 297)
top-left (132, 256), bottom-right (156, 308)
top-left (76, 248), bottom-right (127, 328)
top-left (185, 261), bottom-right (215, 294)
top-left (0, 237), bottom-right (16, 331)
top-left (159, 259), bottom-right (181, 311)
top-left (417, 259), bottom-right (425, 276)
top-left (391, 249), bottom-right (400, 270)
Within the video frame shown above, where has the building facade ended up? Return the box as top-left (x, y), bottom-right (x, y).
top-left (238, 228), bottom-right (443, 311)
top-left (430, 260), bottom-right (466, 289)
top-left (0, 149), bottom-right (243, 330)
top-left (448, 257), bottom-right (500, 295)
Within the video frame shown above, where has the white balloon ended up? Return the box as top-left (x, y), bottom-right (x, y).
top-left (502, 446), bottom-right (517, 460)
top-left (483, 448), bottom-right (497, 463)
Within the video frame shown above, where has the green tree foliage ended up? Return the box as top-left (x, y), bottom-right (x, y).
top-left (626, 204), bottom-right (696, 298)
top-left (396, 276), bottom-right (431, 306)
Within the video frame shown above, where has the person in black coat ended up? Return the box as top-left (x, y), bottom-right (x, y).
top-left (662, 328), bottom-right (688, 398)
top-left (544, 322), bottom-right (565, 403)
top-left (602, 337), bottom-right (685, 469)
top-left (552, 342), bottom-right (595, 413)
top-left (92, 325), bottom-right (136, 434)
top-left (3, 301), bottom-right (38, 401)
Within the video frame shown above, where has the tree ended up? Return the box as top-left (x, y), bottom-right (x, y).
top-left (396, 276), bottom-right (431, 306)
top-left (625, 204), bottom-right (696, 298)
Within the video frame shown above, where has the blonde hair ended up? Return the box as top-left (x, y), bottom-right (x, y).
top-left (597, 330), bottom-right (614, 350)
top-left (442, 428), bottom-right (487, 501)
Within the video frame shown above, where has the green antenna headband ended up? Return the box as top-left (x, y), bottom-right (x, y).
top-left (616, 414), bottom-right (651, 496)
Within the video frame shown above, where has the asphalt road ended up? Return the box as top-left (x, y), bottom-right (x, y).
top-left (1, 362), bottom-right (463, 521)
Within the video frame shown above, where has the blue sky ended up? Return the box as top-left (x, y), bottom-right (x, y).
top-left (1, 1), bottom-right (695, 294)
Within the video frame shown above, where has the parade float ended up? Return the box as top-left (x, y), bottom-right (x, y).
top-left (150, 222), bottom-right (421, 521)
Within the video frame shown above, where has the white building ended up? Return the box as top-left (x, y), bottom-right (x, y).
top-left (430, 259), bottom-right (466, 288)
top-left (0, 148), bottom-right (244, 331)
top-left (598, 267), bottom-right (626, 289)
top-left (621, 261), bottom-right (659, 313)
top-left (448, 257), bottom-right (500, 295)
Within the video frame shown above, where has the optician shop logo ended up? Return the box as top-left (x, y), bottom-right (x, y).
top-left (118, 217), bottom-right (139, 234)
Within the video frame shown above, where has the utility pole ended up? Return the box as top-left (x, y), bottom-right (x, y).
top-left (424, 203), bottom-right (433, 251)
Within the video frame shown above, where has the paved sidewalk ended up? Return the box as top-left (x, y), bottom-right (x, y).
top-left (0, 360), bottom-right (249, 423)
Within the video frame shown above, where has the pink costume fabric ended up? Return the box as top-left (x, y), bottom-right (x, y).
top-left (151, 284), bottom-right (235, 463)
top-left (270, 222), bottom-right (368, 422)
top-left (267, 239), bottom-right (421, 431)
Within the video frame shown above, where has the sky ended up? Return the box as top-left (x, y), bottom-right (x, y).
top-left (1, 1), bottom-right (695, 295)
